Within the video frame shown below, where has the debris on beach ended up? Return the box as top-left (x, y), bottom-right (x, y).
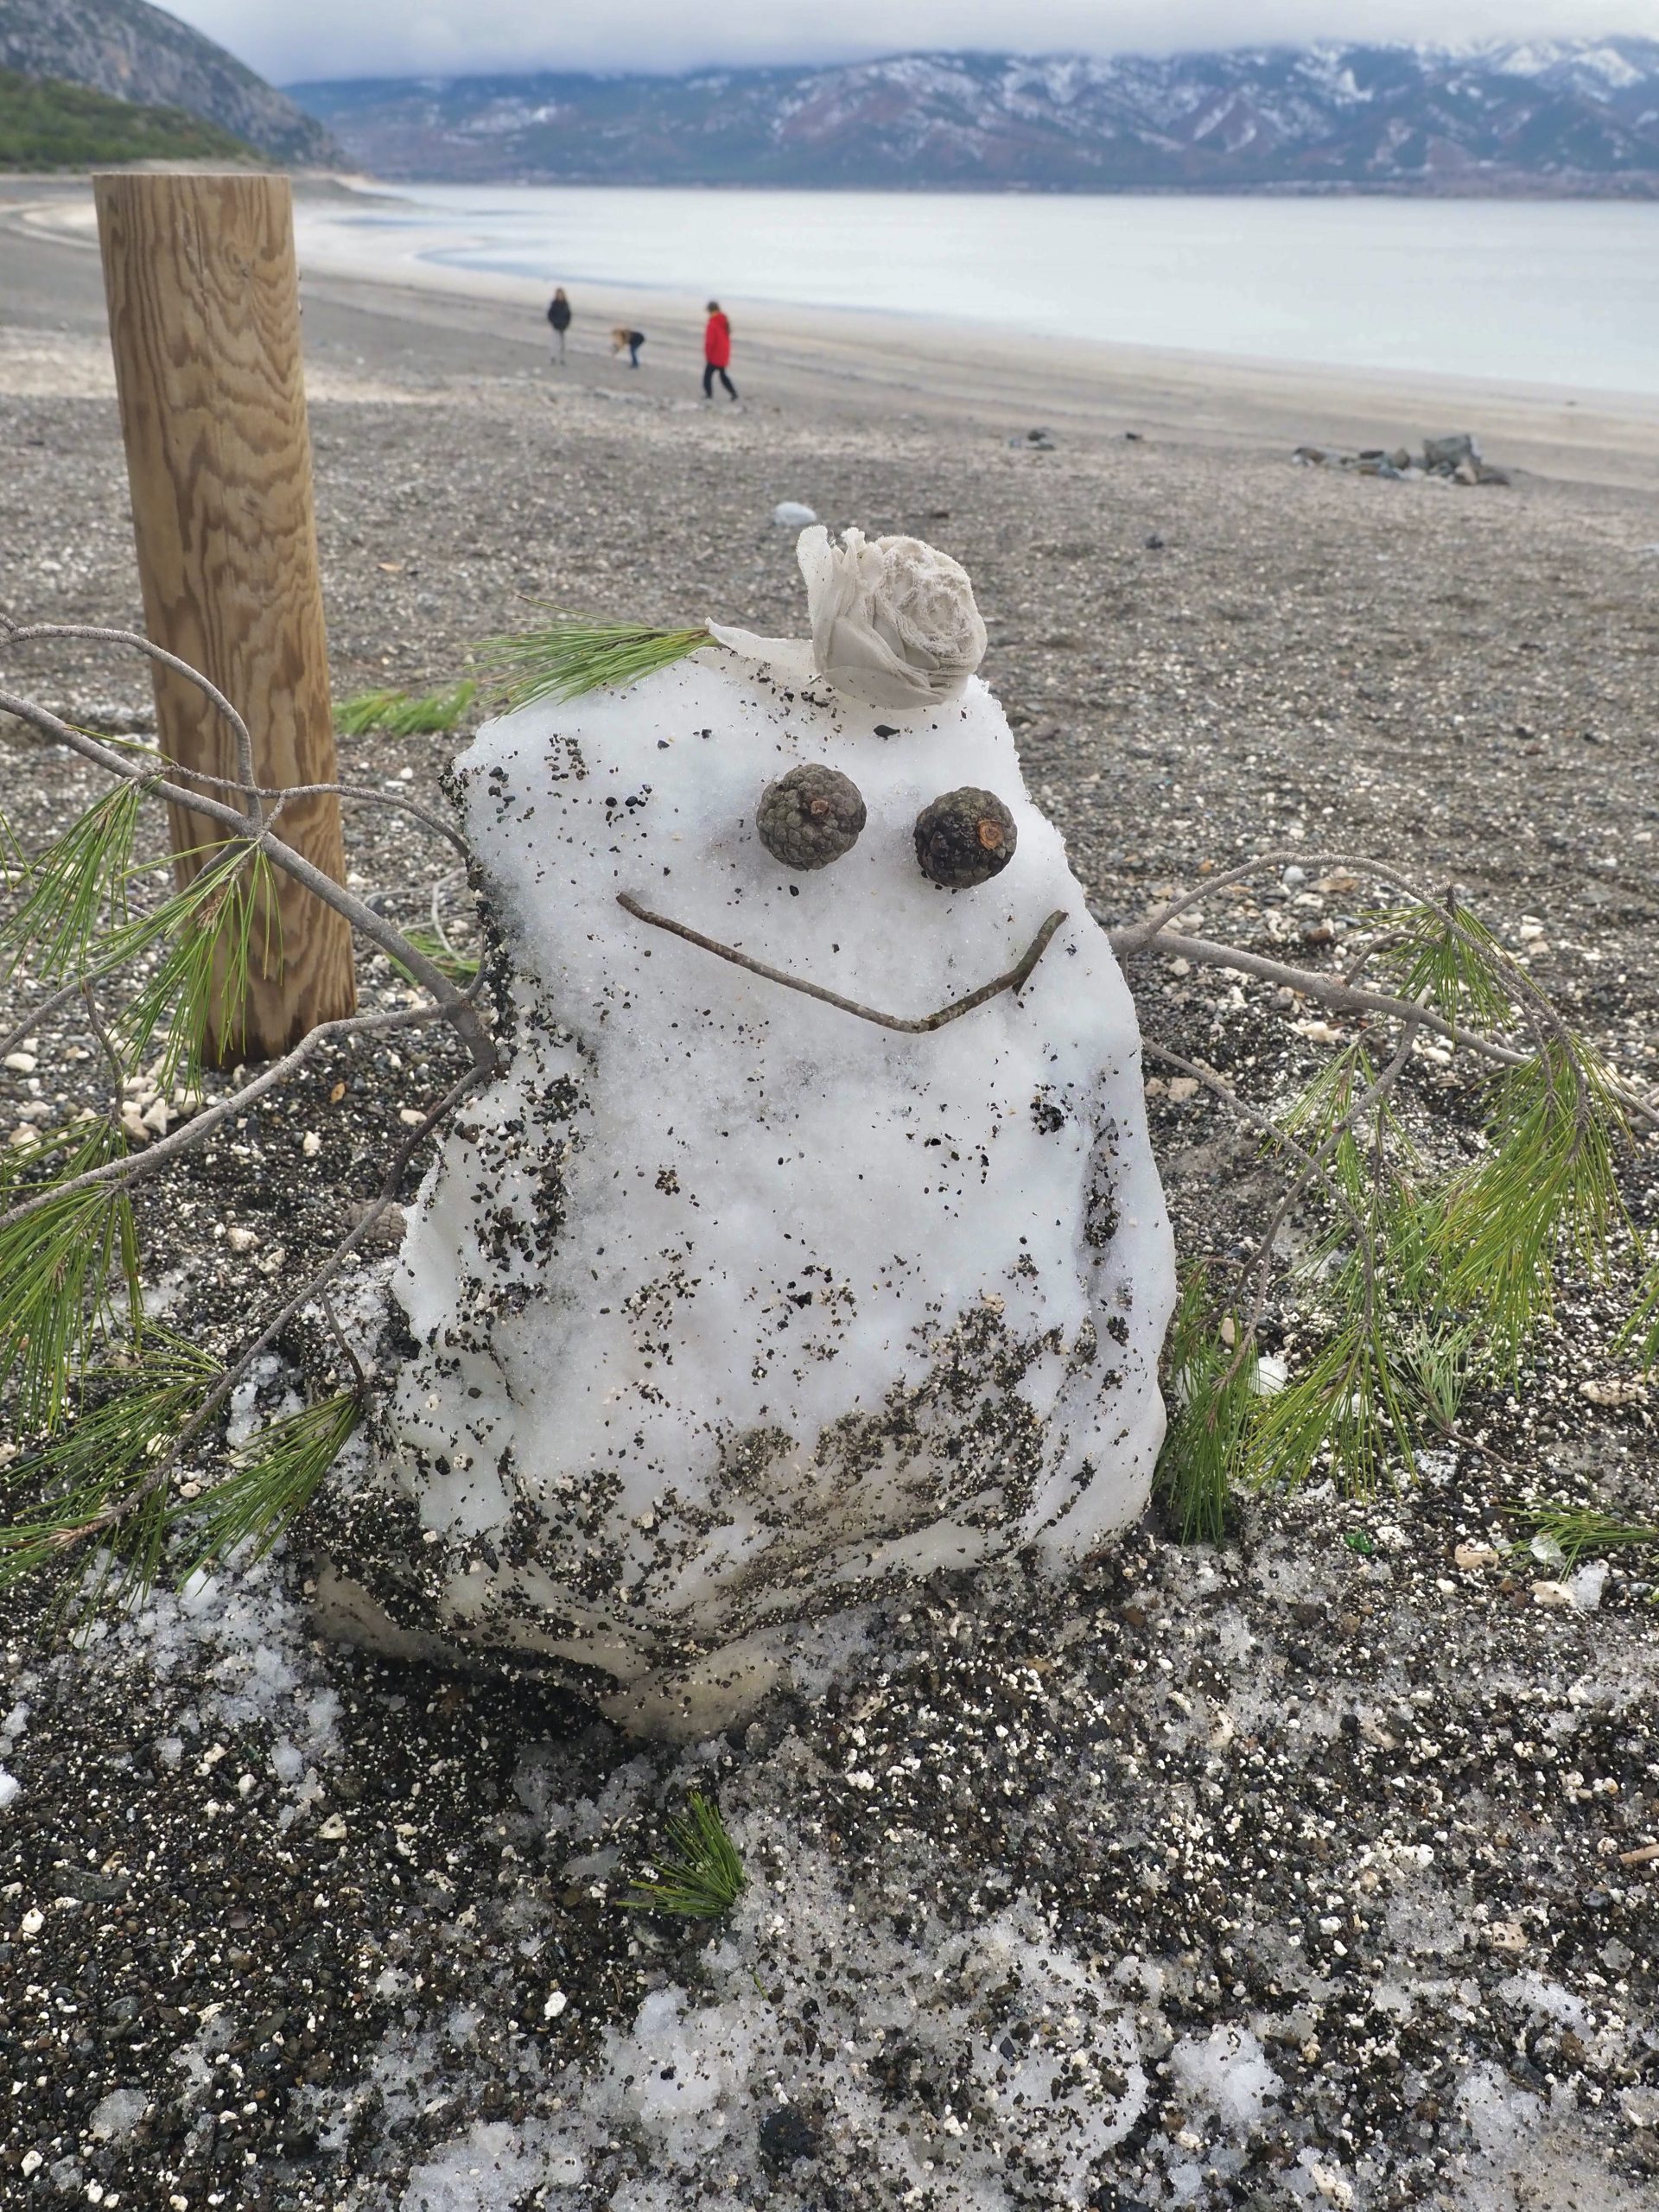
top-left (1293, 432), bottom-right (1511, 486)
top-left (772, 499), bottom-right (817, 527)
top-left (1007, 426), bottom-right (1058, 449)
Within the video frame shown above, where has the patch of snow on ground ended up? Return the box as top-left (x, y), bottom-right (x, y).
top-left (1169, 2022), bottom-right (1281, 2133)
top-left (64, 1547), bottom-right (343, 1825)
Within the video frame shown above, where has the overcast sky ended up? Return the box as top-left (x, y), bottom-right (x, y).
top-left (163, 0), bottom-right (1659, 87)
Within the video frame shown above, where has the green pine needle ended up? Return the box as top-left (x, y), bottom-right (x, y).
top-left (390, 924), bottom-right (480, 987)
top-left (1245, 1319), bottom-right (1411, 1497)
top-left (180, 1391), bottom-right (362, 1572)
top-left (623, 1791), bottom-right (747, 1919)
top-left (1513, 1501), bottom-right (1659, 1569)
top-left (1156, 1265), bottom-right (1253, 1542)
top-left (336, 683), bottom-right (478, 738)
top-left (0, 1333), bottom-right (217, 1605)
top-left (0, 779), bottom-right (143, 981)
top-left (1430, 1039), bottom-right (1626, 1373)
top-left (479, 615), bottom-right (712, 710)
top-left (1372, 896), bottom-right (1518, 1031)
top-left (1, 1347), bottom-right (359, 1610)
top-left (116, 844), bottom-right (283, 1083)
top-left (1619, 1257), bottom-right (1659, 1373)
top-left (0, 1123), bottom-right (141, 1432)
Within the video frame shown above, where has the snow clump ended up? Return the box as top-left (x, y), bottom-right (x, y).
top-left (325, 538), bottom-right (1173, 1735)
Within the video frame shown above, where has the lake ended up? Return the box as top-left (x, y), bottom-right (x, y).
top-left (324, 184), bottom-right (1659, 397)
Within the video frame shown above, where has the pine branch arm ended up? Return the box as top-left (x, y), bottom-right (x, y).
top-left (1111, 918), bottom-right (1656, 1129)
top-left (0, 687), bottom-right (498, 1074)
top-left (41, 1067), bottom-right (480, 1554)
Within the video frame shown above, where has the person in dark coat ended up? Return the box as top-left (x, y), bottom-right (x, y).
top-left (702, 301), bottom-right (737, 401)
top-left (547, 287), bottom-right (571, 364)
top-left (611, 326), bottom-right (646, 369)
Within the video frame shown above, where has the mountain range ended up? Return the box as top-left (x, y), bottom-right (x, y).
top-left (288, 39), bottom-right (1659, 193)
top-left (0, 0), bottom-right (341, 166)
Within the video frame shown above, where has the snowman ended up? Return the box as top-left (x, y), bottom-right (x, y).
top-left (322, 530), bottom-right (1176, 1735)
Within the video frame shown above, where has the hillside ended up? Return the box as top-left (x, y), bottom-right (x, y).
top-left (288, 39), bottom-right (1659, 192)
top-left (0, 0), bottom-right (341, 166)
top-left (0, 62), bottom-right (257, 167)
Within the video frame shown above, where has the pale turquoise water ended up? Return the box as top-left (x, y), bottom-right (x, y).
top-left (335, 184), bottom-right (1659, 396)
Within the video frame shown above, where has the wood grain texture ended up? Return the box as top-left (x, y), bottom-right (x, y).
top-left (94, 172), bottom-right (355, 1065)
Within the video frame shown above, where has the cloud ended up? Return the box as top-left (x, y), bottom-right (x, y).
top-left (166, 0), bottom-right (1659, 88)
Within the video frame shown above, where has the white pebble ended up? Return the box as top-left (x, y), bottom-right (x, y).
top-left (1454, 1543), bottom-right (1502, 1571)
top-left (226, 1226), bottom-right (260, 1254)
top-left (302, 1131), bottom-right (322, 1158)
top-left (3, 1051), bottom-right (37, 1072)
top-left (543, 1988), bottom-right (568, 2018)
top-left (397, 1106), bottom-right (426, 1125)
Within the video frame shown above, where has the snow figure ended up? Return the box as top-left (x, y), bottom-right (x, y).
top-left (321, 531), bottom-right (1176, 1736)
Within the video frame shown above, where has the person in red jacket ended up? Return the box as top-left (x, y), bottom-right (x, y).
top-left (702, 301), bottom-right (737, 402)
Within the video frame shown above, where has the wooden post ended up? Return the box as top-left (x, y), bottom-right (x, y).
top-left (94, 171), bottom-right (355, 1065)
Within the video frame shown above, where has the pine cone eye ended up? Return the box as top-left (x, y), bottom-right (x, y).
top-left (756, 765), bottom-right (867, 870)
top-left (913, 788), bottom-right (1017, 889)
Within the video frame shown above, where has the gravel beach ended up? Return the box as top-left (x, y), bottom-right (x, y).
top-left (3, 181), bottom-right (1657, 2211)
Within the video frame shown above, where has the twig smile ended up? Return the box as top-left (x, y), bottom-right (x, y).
top-left (616, 893), bottom-right (1068, 1033)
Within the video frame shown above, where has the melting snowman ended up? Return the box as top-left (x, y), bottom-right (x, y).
top-left (324, 530), bottom-right (1175, 1735)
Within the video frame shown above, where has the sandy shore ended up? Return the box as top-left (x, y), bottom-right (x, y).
top-left (3, 180), bottom-right (1659, 2212)
top-left (10, 175), bottom-right (1659, 488)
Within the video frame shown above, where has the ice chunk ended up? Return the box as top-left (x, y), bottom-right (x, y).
top-left (1570, 1561), bottom-right (1609, 1611)
top-left (330, 623), bottom-right (1173, 1734)
top-left (89, 2088), bottom-right (149, 2141)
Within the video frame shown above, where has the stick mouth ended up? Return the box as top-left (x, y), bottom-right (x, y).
top-left (616, 893), bottom-right (1068, 1034)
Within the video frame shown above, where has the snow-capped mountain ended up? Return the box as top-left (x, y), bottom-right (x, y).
top-left (287, 38), bottom-right (1659, 191)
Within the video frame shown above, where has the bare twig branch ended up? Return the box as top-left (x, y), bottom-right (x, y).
top-left (255, 780), bottom-right (472, 859)
top-left (1126, 849), bottom-right (1436, 950)
top-left (1111, 920), bottom-right (1527, 1061)
top-left (317, 1289), bottom-right (366, 1397)
top-left (1143, 1045), bottom-right (1365, 1240)
top-left (0, 1004), bottom-right (444, 1232)
top-left (618, 893), bottom-right (1069, 1033)
top-left (3, 618), bottom-right (262, 827)
top-left (79, 978), bottom-right (126, 1112)
top-left (1112, 917), bottom-right (1656, 1130)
